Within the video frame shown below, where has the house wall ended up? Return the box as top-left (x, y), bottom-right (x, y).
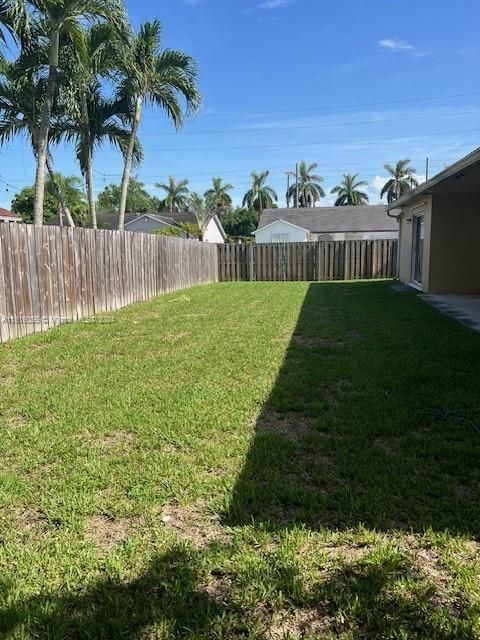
top-left (428, 193), bottom-right (480, 294)
top-left (398, 196), bottom-right (432, 288)
top-left (255, 220), bottom-right (309, 243)
top-left (203, 218), bottom-right (225, 244)
top-left (125, 216), bottom-right (170, 234)
top-left (398, 193), bottom-right (480, 294)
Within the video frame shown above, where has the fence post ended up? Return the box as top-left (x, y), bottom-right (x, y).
top-left (247, 244), bottom-right (254, 281)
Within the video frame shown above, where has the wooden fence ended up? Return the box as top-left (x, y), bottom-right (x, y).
top-left (218, 240), bottom-right (398, 282)
top-left (0, 224), bottom-right (218, 342)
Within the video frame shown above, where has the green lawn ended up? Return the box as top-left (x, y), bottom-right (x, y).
top-left (1, 281), bottom-right (479, 639)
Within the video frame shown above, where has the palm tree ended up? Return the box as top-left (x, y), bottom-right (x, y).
top-left (0, 56), bottom-right (75, 226)
top-left (156, 177), bottom-right (190, 214)
top-left (7, 0), bottom-right (127, 226)
top-left (116, 20), bottom-right (201, 230)
top-left (54, 91), bottom-right (141, 228)
top-left (50, 23), bottom-right (135, 228)
top-left (45, 173), bottom-right (88, 225)
top-left (287, 161), bottom-right (325, 207)
top-left (381, 159), bottom-right (418, 204)
top-left (242, 170), bottom-right (277, 212)
top-left (331, 174), bottom-right (369, 206)
top-left (186, 192), bottom-right (212, 240)
top-left (204, 177), bottom-right (233, 214)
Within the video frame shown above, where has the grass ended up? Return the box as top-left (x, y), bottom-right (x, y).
top-left (0, 280), bottom-right (479, 638)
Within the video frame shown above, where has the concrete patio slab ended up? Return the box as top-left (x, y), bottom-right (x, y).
top-left (420, 294), bottom-right (480, 333)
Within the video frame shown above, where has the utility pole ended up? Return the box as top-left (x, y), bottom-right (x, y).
top-left (295, 162), bottom-right (299, 208)
top-left (425, 157), bottom-right (429, 182)
top-left (285, 172), bottom-right (290, 207)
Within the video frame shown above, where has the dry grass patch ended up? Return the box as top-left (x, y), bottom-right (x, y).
top-left (84, 514), bottom-right (140, 552)
top-left (160, 500), bottom-right (231, 548)
top-left (401, 537), bottom-right (455, 607)
top-left (163, 331), bottom-right (190, 343)
top-left (5, 412), bottom-right (28, 430)
top-left (266, 608), bottom-right (333, 639)
top-left (14, 506), bottom-right (48, 535)
top-left (201, 572), bottom-right (231, 604)
top-left (256, 410), bottom-right (313, 443)
top-left (99, 430), bottom-right (134, 450)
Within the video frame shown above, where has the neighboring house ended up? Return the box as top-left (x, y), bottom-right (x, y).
top-left (48, 211), bottom-right (227, 243)
top-left (253, 205), bottom-right (398, 243)
top-left (123, 211), bottom-right (226, 243)
top-left (387, 146), bottom-right (480, 294)
top-left (0, 207), bottom-right (21, 223)
top-left (124, 213), bottom-right (188, 236)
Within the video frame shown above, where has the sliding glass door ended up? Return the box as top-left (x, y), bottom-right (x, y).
top-left (412, 214), bottom-right (424, 286)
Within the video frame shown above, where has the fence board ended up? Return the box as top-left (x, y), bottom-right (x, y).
top-left (0, 224), bottom-right (219, 343)
top-left (217, 240), bottom-right (398, 283)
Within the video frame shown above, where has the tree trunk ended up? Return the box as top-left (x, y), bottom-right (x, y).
top-left (33, 28), bottom-right (60, 226)
top-left (80, 93), bottom-right (97, 229)
top-left (45, 155), bottom-right (75, 227)
top-left (85, 155), bottom-right (97, 229)
top-left (117, 96), bottom-right (142, 230)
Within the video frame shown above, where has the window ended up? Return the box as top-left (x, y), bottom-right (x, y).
top-left (271, 233), bottom-right (290, 243)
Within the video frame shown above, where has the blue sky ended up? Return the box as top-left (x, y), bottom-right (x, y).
top-left (1, 0), bottom-right (480, 209)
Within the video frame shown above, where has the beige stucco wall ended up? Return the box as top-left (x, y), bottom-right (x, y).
top-left (398, 193), bottom-right (480, 294)
top-left (428, 193), bottom-right (480, 294)
top-left (398, 196), bottom-right (432, 287)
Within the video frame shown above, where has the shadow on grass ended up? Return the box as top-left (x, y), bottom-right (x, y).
top-left (1, 544), bottom-right (473, 638)
top-left (225, 282), bottom-right (480, 534)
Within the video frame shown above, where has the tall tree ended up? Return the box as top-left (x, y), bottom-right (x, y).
top-left (287, 161), bottom-right (325, 207)
top-left (51, 23), bottom-right (135, 228)
top-left (331, 174), bottom-right (369, 206)
top-left (204, 177), bottom-right (233, 214)
top-left (220, 207), bottom-right (259, 238)
top-left (8, 0), bottom-right (127, 226)
top-left (45, 173), bottom-right (87, 224)
top-left (97, 178), bottom-right (156, 214)
top-left (381, 159), bottom-right (418, 204)
top-left (0, 55), bottom-right (75, 226)
top-left (116, 19), bottom-right (201, 230)
top-left (53, 89), bottom-right (140, 228)
top-left (155, 176), bottom-right (190, 213)
top-left (11, 173), bottom-right (86, 223)
top-left (242, 170), bottom-right (277, 212)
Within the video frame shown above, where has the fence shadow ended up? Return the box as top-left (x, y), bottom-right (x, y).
top-left (224, 281), bottom-right (480, 535)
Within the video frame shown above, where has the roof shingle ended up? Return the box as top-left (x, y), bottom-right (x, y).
top-left (258, 205), bottom-right (398, 233)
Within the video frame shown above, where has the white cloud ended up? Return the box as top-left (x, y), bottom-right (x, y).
top-left (260, 0), bottom-right (292, 9)
top-left (377, 38), bottom-right (415, 53)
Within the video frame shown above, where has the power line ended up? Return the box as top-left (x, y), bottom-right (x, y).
top-left (142, 92), bottom-right (480, 120)
top-left (73, 127), bottom-right (480, 153)
top-left (93, 158), bottom-right (452, 181)
top-left (197, 60), bottom-right (459, 87)
top-left (137, 109), bottom-right (480, 137)
top-left (6, 127), bottom-right (473, 156)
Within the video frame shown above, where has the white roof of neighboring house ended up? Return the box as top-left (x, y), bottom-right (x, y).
top-left (386, 146), bottom-right (480, 210)
top-left (252, 218), bottom-right (309, 235)
top-left (257, 205), bottom-right (398, 234)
